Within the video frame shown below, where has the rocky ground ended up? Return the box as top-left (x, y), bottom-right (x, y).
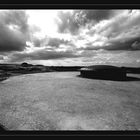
top-left (0, 72), bottom-right (140, 130)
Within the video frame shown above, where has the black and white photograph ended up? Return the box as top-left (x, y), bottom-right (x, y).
top-left (0, 9), bottom-right (140, 132)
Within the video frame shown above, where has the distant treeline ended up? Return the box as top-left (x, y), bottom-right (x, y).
top-left (0, 63), bottom-right (83, 72)
top-left (0, 63), bottom-right (85, 81)
top-left (49, 66), bottom-right (83, 71)
top-left (1, 63), bottom-right (140, 75)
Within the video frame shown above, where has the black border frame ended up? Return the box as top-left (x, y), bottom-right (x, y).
top-left (0, 4), bottom-right (140, 9)
top-left (0, 2), bottom-right (140, 137)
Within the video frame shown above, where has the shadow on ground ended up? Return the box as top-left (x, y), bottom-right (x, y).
top-left (77, 74), bottom-right (140, 81)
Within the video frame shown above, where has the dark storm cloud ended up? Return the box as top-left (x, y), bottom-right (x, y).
top-left (33, 38), bottom-right (42, 47)
top-left (82, 37), bottom-right (140, 51)
top-left (9, 48), bottom-right (81, 62)
top-left (0, 10), bottom-right (29, 33)
top-left (105, 38), bottom-right (140, 51)
top-left (0, 55), bottom-right (4, 60)
top-left (75, 10), bottom-right (140, 51)
top-left (0, 10), bottom-right (29, 52)
top-left (32, 36), bottom-right (70, 48)
top-left (47, 37), bottom-right (70, 47)
top-left (131, 41), bottom-right (140, 50)
top-left (56, 11), bottom-right (80, 35)
top-left (32, 37), bottom-right (47, 47)
top-left (56, 10), bottom-right (118, 35)
top-left (0, 24), bottom-right (27, 52)
top-left (29, 25), bottom-right (43, 47)
top-left (76, 10), bottom-right (115, 23)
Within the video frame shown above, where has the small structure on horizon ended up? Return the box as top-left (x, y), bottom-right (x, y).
top-left (21, 62), bottom-right (33, 67)
top-left (21, 62), bottom-right (29, 67)
top-left (80, 65), bottom-right (127, 80)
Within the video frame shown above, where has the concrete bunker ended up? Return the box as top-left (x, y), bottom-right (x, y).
top-left (80, 65), bottom-right (127, 80)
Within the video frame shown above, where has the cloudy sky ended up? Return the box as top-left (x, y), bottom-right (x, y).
top-left (0, 9), bottom-right (140, 66)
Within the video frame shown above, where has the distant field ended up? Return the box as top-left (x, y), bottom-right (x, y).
top-left (0, 72), bottom-right (140, 130)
